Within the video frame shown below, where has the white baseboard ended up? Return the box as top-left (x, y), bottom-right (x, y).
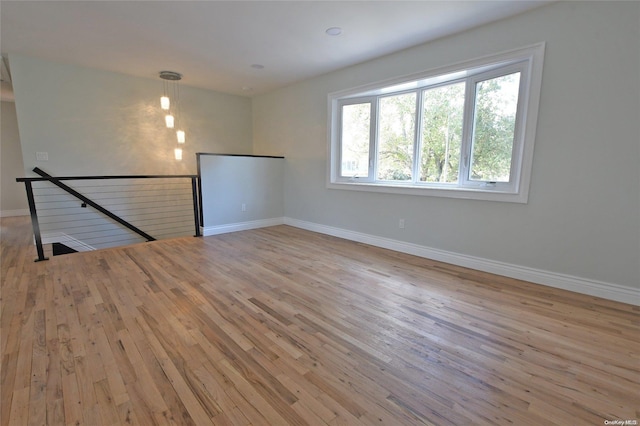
top-left (0, 209), bottom-right (29, 217)
top-left (283, 217), bottom-right (639, 306)
top-left (202, 217), bottom-right (285, 236)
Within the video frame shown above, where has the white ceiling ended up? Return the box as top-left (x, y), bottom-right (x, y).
top-left (0, 1), bottom-right (550, 99)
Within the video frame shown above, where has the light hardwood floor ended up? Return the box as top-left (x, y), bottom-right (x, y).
top-left (1, 216), bottom-right (638, 425)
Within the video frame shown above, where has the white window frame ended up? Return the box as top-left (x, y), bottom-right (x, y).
top-left (327, 43), bottom-right (545, 203)
top-left (337, 96), bottom-right (376, 180)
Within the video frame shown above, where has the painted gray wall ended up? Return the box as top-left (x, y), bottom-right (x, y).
top-left (252, 2), bottom-right (640, 291)
top-left (10, 55), bottom-right (253, 177)
top-left (1, 101), bottom-right (28, 215)
top-left (200, 155), bottom-right (284, 229)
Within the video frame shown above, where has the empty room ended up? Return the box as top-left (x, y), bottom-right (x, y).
top-left (1, 1), bottom-right (638, 425)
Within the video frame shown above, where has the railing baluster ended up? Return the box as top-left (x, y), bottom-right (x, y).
top-left (24, 181), bottom-right (48, 262)
top-left (191, 177), bottom-right (201, 237)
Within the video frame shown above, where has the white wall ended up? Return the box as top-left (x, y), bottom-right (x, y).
top-left (10, 55), bottom-right (253, 177)
top-left (199, 154), bottom-right (284, 235)
top-left (0, 101), bottom-right (28, 216)
top-left (252, 2), bottom-right (640, 300)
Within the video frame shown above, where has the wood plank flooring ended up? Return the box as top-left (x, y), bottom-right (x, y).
top-left (2, 215), bottom-right (639, 425)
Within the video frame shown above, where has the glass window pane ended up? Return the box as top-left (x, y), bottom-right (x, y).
top-left (420, 82), bottom-right (465, 183)
top-left (377, 93), bottom-right (416, 181)
top-left (470, 72), bottom-right (521, 182)
top-left (340, 103), bottom-right (371, 177)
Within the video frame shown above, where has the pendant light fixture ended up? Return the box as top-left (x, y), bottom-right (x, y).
top-left (160, 95), bottom-right (170, 110)
top-left (159, 71), bottom-right (186, 159)
top-left (165, 114), bottom-right (175, 128)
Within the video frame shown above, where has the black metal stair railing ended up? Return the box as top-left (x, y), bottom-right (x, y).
top-left (32, 168), bottom-right (157, 242)
top-left (17, 168), bottom-right (201, 262)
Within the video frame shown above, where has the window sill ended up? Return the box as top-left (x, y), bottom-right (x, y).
top-left (327, 180), bottom-right (528, 203)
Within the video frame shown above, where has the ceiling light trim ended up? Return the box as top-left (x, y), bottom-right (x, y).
top-left (159, 71), bottom-right (182, 81)
top-left (325, 27), bottom-right (342, 36)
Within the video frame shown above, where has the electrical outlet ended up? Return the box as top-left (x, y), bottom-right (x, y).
top-left (36, 152), bottom-right (48, 161)
top-left (399, 219), bottom-right (405, 229)
top-left (241, 203), bottom-right (246, 212)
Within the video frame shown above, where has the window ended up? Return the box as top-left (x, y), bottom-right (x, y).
top-left (340, 101), bottom-right (373, 178)
top-left (329, 43), bottom-right (545, 203)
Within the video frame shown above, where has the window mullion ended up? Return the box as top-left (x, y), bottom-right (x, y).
top-left (459, 78), bottom-right (475, 186)
top-left (412, 90), bottom-right (423, 184)
top-left (369, 98), bottom-right (379, 182)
